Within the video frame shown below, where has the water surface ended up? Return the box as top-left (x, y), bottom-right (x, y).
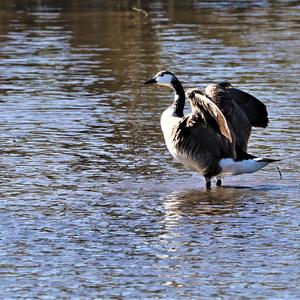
top-left (0, 0), bottom-right (299, 298)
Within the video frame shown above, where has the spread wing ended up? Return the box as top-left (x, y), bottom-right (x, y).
top-left (186, 88), bottom-right (233, 142)
top-left (205, 83), bottom-right (253, 151)
top-left (219, 83), bottom-right (269, 128)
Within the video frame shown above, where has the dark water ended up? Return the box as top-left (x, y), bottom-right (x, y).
top-left (0, 0), bottom-right (299, 298)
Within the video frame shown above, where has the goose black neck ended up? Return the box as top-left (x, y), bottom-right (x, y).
top-left (171, 78), bottom-right (185, 117)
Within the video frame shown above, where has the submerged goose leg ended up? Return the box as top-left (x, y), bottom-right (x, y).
top-left (216, 176), bottom-right (222, 187)
top-left (205, 177), bottom-right (212, 190)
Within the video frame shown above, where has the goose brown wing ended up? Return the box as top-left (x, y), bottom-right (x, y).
top-left (205, 83), bottom-right (252, 151)
top-left (223, 85), bottom-right (269, 128)
top-left (172, 89), bottom-right (235, 176)
top-left (186, 88), bottom-right (233, 142)
top-left (174, 116), bottom-right (234, 159)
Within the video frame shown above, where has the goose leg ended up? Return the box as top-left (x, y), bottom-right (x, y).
top-left (205, 177), bottom-right (211, 190)
top-left (216, 176), bottom-right (222, 187)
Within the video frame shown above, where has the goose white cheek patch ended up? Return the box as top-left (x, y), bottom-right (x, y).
top-left (155, 73), bottom-right (174, 86)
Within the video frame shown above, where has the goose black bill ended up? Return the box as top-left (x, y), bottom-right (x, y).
top-left (144, 78), bottom-right (156, 84)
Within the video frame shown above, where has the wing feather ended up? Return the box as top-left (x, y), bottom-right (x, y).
top-left (186, 88), bottom-right (233, 143)
top-left (225, 87), bottom-right (269, 128)
top-left (205, 83), bottom-right (253, 151)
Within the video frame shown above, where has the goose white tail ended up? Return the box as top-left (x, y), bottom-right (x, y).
top-left (219, 157), bottom-right (279, 176)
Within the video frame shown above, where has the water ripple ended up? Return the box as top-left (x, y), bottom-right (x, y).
top-left (0, 1), bottom-right (299, 298)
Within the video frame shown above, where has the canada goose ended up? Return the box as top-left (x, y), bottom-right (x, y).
top-left (144, 71), bottom-right (278, 189)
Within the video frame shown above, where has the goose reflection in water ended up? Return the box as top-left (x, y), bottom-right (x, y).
top-left (162, 187), bottom-right (266, 219)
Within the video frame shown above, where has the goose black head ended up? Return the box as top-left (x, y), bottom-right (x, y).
top-left (144, 71), bottom-right (177, 88)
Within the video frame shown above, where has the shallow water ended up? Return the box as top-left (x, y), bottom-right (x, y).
top-left (0, 0), bottom-right (299, 298)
